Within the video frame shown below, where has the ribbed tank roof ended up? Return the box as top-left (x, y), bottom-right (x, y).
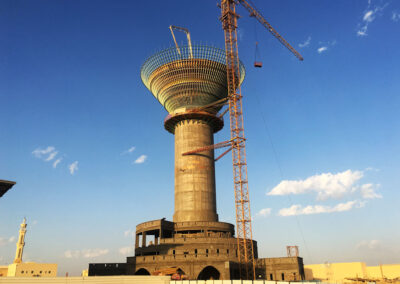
top-left (141, 45), bottom-right (245, 114)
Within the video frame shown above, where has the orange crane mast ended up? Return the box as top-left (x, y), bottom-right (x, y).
top-left (219, 0), bottom-right (303, 280)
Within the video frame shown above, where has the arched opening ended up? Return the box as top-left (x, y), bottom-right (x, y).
top-left (197, 266), bottom-right (220, 280)
top-left (134, 268), bottom-right (150, 275)
top-left (171, 268), bottom-right (188, 280)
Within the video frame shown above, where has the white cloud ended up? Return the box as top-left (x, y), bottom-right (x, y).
top-left (267, 170), bottom-right (367, 201)
top-left (299, 36), bottom-right (311, 48)
top-left (278, 200), bottom-right (365, 216)
top-left (356, 240), bottom-right (381, 250)
top-left (64, 249), bottom-right (109, 259)
top-left (32, 220), bottom-right (38, 225)
top-left (119, 246), bottom-right (134, 255)
top-left (122, 146), bottom-right (136, 155)
top-left (81, 249), bottom-right (109, 258)
top-left (124, 229), bottom-right (134, 238)
top-left (317, 46), bottom-right (328, 54)
top-left (32, 146), bottom-right (66, 170)
top-left (64, 250), bottom-right (80, 258)
top-left (357, 4), bottom-right (388, 37)
top-left (134, 155), bottom-right (147, 164)
top-left (359, 183), bottom-right (382, 199)
top-left (365, 167), bottom-right (380, 172)
top-left (0, 236), bottom-right (16, 246)
top-left (238, 29), bottom-right (244, 41)
top-left (53, 158), bottom-right (62, 168)
top-left (363, 10), bottom-right (375, 22)
top-left (69, 161), bottom-right (79, 175)
top-left (392, 11), bottom-right (400, 22)
top-left (257, 208), bottom-right (272, 217)
top-left (32, 146), bottom-right (55, 158)
top-left (357, 27), bottom-right (368, 37)
top-left (45, 151), bottom-right (58, 161)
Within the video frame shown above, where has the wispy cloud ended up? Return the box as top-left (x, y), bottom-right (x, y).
top-left (299, 36), bottom-right (311, 48)
top-left (32, 146), bottom-right (55, 158)
top-left (356, 239), bottom-right (381, 250)
top-left (0, 236), bottom-right (16, 246)
top-left (365, 167), bottom-right (380, 172)
top-left (53, 158), bottom-right (62, 168)
top-left (316, 40), bottom-right (336, 54)
top-left (69, 161), bottom-right (79, 175)
top-left (267, 169), bottom-right (381, 201)
top-left (32, 146), bottom-right (67, 170)
top-left (134, 155), bottom-right (147, 164)
top-left (238, 29), bottom-right (245, 41)
top-left (45, 151), bottom-right (58, 161)
top-left (392, 11), bottom-right (400, 22)
top-left (121, 146), bottom-right (136, 155)
top-left (64, 248), bottom-right (109, 259)
top-left (278, 200), bottom-right (365, 216)
top-left (124, 229), bottom-right (134, 238)
top-left (357, 2), bottom-right (388, 37)
top-left (256, 208), bottom-right (272, 217)
top-left (119, 246), bottom-right (134, 255)
top-left (317, 46), bottom-right (328, 54)
top-left (359, 183), bottom-right (382, 199)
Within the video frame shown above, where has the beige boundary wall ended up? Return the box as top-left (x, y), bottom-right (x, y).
top-left (0, 279), bottom-right (327, 284)
top-left (0, 275), bottom-right (170, 284)
top-left (171, 281), bottom-right (322, 284)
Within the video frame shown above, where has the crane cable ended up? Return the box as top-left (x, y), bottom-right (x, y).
top-left (253, 10), bottom-right (262, 65)
top-left (253, 91), bottom-right (314, 265)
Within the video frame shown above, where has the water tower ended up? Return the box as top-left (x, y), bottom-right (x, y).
top-left (141, 44), bottom-right (244, 223)
top-left (123, 44), bottom-right (253, 280)
top-left (87, 41), bottom-right (306, 281)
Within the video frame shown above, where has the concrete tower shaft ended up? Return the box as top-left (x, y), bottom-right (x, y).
top-left (174, 119), bottom-right (217, 222)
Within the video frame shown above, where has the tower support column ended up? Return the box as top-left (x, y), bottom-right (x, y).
top-left (173, 118), bottom-right (218, 223)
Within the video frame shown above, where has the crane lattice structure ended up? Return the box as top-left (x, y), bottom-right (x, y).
top-left (219, 0), bottom-right (303, 279)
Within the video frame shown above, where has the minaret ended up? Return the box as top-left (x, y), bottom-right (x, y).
top-left (13, 218), bottom-right (27, 264)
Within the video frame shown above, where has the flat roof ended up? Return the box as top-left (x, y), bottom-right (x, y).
top-left (0, 180), bottom-right (16, 198)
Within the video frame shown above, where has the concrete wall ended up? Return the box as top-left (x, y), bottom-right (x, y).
top-left (6, 263), bottom-right (57, 277)
top-left (0, 276), bottom-right (170, 284)
top-left (257, 257), bottom-right (304, 281)
top-left (305, 262), bottom-right (400, 283)
top-left (0, 267), bottom-right (8, 277)
top-left (171, 281), bottom-right (331, 284)
top-left (366, 264), bottom-right (400, 279)
top-left (305, 262), bottom-right (366, 282)
top-left (0, 277), bottom-right (339, 284)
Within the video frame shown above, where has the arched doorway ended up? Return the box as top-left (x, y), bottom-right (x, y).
top-left (171, 268), bottom-right (187, 280)
top-left (197, 266), bottom-right (220, 280)
top-left (134, 268), bottom-right (150, 275)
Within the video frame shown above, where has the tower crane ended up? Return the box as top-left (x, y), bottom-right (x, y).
top-left (219, 0), bottom-right (303, 279)
top-left (180, 1), bottom-right (303, 280)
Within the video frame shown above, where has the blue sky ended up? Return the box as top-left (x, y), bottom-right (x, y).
top-left (1, 0), bottom-right (399, 276)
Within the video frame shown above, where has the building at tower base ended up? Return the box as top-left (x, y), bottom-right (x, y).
top-left (89, 218), bottom-right (304, 280)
